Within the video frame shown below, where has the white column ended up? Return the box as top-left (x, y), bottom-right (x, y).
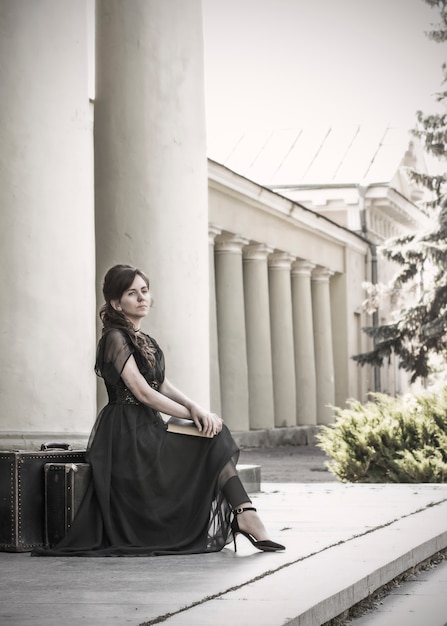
top-left (312, 267), bottom-right (335, 425)
top-left (209, 224), bottom-right (222, 416)
top-left (95, 0), bottom-right (209, 405)
top-left (214, 234), bottom-right (250, 430)
top-left (268, 252), bottom-right (296, 428)
top-left (292, 261), bottom-right (317, 425)
top-left (243, 244), bottom-right (275, 430)
top-left (0, 0), bottom-right (95, 448)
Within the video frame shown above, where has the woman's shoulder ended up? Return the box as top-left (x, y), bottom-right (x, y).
top-left (98, 328), bottom-right (134, 355)
top-left (99, 328), bottom-right (161, 355)
top-left (101, 327), bottom-right (128, 340)
top-left (95, 328), bottom-right (134, 380)
top-left (99, 327), bottom-right (126, 343)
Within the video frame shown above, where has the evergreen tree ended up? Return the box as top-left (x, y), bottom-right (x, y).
top-left (353, 0), bottom-right (447, 383)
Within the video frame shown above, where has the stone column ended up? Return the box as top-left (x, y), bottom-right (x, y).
top-left (214, 234), bottom-right (250, 430)
top-left (243, 244), bottom-right (275, 429)
top-left (95, 0), bottom-right (209, 406)
top-left (0, 0), bottom-right (95, 448)
top-left (209, 224), bottom-right (222, 415)
top-left (268, 252), bottom-right (296, 428)
top-left (291, 261), bottom-right (317, 425)
top-left (312, 267), bottom-right (335, 425)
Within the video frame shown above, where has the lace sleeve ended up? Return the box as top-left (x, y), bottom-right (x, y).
top-left (95, 329), bottom-right (134, 384)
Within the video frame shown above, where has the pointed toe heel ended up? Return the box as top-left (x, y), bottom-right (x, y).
top-left (231, 506), bottom-right (285, 553)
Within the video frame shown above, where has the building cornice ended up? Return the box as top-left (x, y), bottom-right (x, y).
top-left (208, 159), bottom-right (369, 255)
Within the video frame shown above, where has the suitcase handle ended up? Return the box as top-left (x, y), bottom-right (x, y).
top-left (40, 442), bottom-right (73, 451)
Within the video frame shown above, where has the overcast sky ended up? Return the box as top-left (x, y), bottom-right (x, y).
top-left (202, 0), bottom-right (446, 137)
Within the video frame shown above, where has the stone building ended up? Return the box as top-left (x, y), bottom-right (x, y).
top-left (0, 1), bottom-right (430, 450)
top-left (207, 126), bottom-right (432, 414)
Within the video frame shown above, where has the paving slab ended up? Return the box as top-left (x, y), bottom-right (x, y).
top-left (347, 555), bottom-right (447, 626)
top-left (163, 499), bottom-right (447, 626)
top-left (1, 483), bottom-right (447, 626)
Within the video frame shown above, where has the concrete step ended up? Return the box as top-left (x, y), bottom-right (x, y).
top-left (233, 424), bottom-right (318, 448)
top-left (237, 463), bottom-right (261, 493)
top-left (2, 483), bottom-right (447, 626)
top-left (158, 484), bottom-right (447, 626)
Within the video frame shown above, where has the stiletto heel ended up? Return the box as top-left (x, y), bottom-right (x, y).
top-left (231, 506), bottom-right (285, 552)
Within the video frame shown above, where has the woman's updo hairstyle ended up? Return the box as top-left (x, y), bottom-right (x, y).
top-left (99, 264), bottom-right (156, 367)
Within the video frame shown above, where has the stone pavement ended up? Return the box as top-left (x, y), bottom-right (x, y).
top-left (238, 443), bottom-right (338, 483)
top-left (1, 444), bottom-right (447, 626)
top-left (347, 554), bottom-right (447, 626)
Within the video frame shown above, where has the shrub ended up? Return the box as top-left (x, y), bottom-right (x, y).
top-left (316, 389), bottom-right (447, 482)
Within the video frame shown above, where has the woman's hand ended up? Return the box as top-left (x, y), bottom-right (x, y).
top-left (189, 405), bottom-right (223, 437)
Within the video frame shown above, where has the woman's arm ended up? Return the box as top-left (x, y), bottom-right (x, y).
top-left (120, 356), bottom-right (192, 419)
top-left (159, 377), bottom-right (223, 437)
top-left (158, 378), bottom-right (197, 411)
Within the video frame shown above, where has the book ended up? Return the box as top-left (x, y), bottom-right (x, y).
top-left (165, 416), bottom-right (213, 438)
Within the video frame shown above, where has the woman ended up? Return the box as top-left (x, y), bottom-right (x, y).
top-left (34, 264), bottom-right (284, 556)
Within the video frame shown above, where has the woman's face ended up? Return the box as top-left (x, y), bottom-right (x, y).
top-left (113, 274), bottom-right (152, 327)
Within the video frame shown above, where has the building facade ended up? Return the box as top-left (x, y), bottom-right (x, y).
top-left (0, 1), bottom-right (428, 450)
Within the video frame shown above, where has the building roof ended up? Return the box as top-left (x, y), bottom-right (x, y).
top-left (207, 124), bottom-right (424, 188)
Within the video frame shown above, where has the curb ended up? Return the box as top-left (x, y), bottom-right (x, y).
top-left (157, 500), bottom-right (447, 626)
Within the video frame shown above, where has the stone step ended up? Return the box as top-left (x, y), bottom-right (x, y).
top-left (237, 463), bottom-right (261, 493)
top-left (3, 483), bottom-right (447, 626)
top-left (159, 485), bottom-right (447, 626)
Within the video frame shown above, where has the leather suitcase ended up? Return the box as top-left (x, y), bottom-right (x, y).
top-left (44, 462), bottom-right (91, 548)
top-left (0, 445), bottom-right (85, 552)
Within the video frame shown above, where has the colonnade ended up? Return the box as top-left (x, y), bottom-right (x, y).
top-left (0, 0), bottom-right (366, 449)
top-left (209, 227), bottom-right (336, 431)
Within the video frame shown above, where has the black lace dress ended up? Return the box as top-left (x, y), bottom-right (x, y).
top-left (33, 329), bottom-right (239, 557)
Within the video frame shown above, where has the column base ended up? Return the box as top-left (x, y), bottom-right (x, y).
top-left (232, 425), bottom-right (319, 448)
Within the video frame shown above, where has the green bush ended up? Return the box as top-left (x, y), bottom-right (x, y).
top-left (316, 389), bottom-right (447, 482)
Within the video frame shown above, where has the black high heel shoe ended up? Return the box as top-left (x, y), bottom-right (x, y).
top-left (231, 506), bottom-right (285, 552)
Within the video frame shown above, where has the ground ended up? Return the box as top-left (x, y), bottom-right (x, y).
top-left (238, 444), bottom-right (338, 483)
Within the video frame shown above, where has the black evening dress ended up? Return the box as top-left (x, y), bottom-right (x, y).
top-left (33, 329), bottom-right (239, 557)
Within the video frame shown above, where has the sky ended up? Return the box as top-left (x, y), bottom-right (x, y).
top-left (202, 0), bottom-right (446, 139)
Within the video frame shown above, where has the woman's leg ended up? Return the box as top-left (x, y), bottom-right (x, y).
top-left (219, 461), bottom-right (270, 542)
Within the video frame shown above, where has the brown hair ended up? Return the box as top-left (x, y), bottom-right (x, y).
top-left (99, 264), bottom-right (156, 367)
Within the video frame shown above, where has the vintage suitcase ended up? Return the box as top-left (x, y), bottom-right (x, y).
top-left (44, 462), bottom-right (91, 548)
top-left (0, 444), bottom-right (85, 552)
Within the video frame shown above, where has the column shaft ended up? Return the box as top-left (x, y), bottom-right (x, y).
top-left (0, 0), bottom-right (95, 447)
top-left (214, 235), bottom-right (250, 430)
top-left (292, 261), bottom-right (317, 425)
top-left (243, 245), bottom-right (275, 429)
top-left (209, 225), bottom-right (222, 415)
top-left (268, 253), bottom-right (296, 427)
top-left (95, 0), bottom-right (209, 405)
top-left (312, 267), bottom-right (336, 424)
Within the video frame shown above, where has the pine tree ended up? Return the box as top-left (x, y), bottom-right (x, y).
top-left (353, 0), bottom-right (447, 383)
